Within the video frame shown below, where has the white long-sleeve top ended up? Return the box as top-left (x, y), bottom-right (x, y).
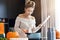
top-left (14, 16), bottom-right (41, 37)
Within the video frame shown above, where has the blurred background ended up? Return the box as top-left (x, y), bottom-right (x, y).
top-left (1, 0), bottom-right (60, 40)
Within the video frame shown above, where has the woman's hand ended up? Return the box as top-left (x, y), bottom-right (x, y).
top-left (21, 29), bottom-right (28, 38)
top-left (21, 29), bottom-right (28, 33)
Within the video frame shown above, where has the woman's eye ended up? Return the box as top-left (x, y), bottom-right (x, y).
top-left (28, 10), bottom-right (32, 12)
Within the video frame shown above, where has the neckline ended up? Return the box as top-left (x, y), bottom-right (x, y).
top-left (17, 16), bottom-right (32, 21)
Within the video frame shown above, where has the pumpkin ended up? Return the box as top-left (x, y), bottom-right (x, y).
top-left (6, 32), bottom-right (20, 40)
top-left (56, 30), bottom-right (60, 39)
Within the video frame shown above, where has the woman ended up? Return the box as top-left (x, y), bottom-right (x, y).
top-left (14, 1), bottom-right (41, 38)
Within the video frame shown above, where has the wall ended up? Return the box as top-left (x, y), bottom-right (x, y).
top-left (0, 1), bottom-right (7, 18)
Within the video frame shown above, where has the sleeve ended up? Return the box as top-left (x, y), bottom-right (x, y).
top-left (32, 18), bottom-right (41, 33)
top-left (14, 17), bottom-right (27, 38)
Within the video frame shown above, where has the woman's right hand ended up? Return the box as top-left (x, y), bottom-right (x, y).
top-left (21, 29), bottom-right (28, 33)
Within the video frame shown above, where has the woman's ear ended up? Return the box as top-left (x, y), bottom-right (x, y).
top-left (24, 8), bottom-right (26, 13)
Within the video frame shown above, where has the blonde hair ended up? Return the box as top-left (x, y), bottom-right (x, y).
top-left (25, 1), bottom-right (35, 8)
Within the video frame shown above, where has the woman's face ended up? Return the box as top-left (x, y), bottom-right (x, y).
top-left (25, 7), bottom-right (34, 16)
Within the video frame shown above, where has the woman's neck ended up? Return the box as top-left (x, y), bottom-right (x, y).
top-left (23, 13), bottom-right (31, 18)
